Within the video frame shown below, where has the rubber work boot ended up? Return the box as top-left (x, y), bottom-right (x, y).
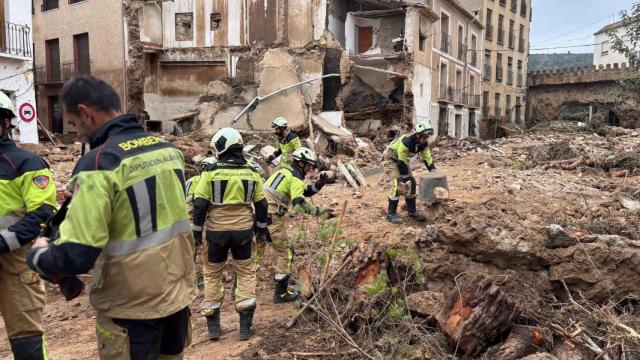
top-left (406, 197), bottom-right (427, 222)
top-left (386, 198), bottom-right (403, 224)
top-left (9, 335), bottom-right (46, 360)
top-left (238, 307), bottom-right (256, 341)
top-left (206, 309), bottom-right (221, 341)
top-left (273, 275), bottom-right (300, 303)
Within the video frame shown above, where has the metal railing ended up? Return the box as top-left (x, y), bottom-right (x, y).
top-left (35, 59), bottom-right (92, 85)
top-left (485, 24), bottom-right (493, 40)
top-left (494, 107), bottom-right (502, 117)
top-left (519, 38), bottom-right (525, 52)
top-left (467, 94), bottom-right (481, 108)
top-left (507, 71), bottom-right (513, 85)
top-left (497, 29), bottom-right (505, 44)
top-left (496, 65), bottom-right (503, 82)
top-left (505, 108), bottom-right (512, 121)
top-left (453, 90), bottom-right (464, 104)
top-left (457, 42), bottom-right (466, 61)
top-left (0, 21), bottom-right (32, 58)
top-left (438, 84), bottom-right (454, 102)
top-left (440, 32), bottom-right (451, 53)
top-left (517, 72), bottom-right (523, 87)
top-left (511, 0), bottom-right (518, 12)
top-left (482, 106), bottom-right (490, 118)
top-left (470, 50), bottom-right (477, 66)
top-left (509, 33), bottom-right (515, 48)
top-left (484, 62), bottom-right (492, 79)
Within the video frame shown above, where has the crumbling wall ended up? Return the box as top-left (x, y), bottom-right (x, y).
top-left (527, 82), bottom-right (640, 128)
top-left (124, 0), bottom-right (146, 116)
top-left (192, 47), bottom-right (329, 132)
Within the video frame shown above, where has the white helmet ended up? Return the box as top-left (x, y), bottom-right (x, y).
top-left (210, 128), bottom-right (243, 155)
top-left (272, 117), bottom-right (288, 129)
top-left (291, 147), bottom-right (318, 167)
top-left (0, 92), bottom-right (17, 128)
top-left (414, 122), bottom-right (434, 136)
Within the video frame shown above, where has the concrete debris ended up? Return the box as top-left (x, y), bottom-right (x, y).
top-left (312, 114), bottom-right (352, 138)
top-left (419, 172), bottom-right (449, 205)
top-left (337, 160), bottom-right (359, 189)
top-left (545, 224), bottom-right (576, 249)
top-left (619, 197), bottom-right (640, 211)
top-left (346, 162), bottom-right (367, 187)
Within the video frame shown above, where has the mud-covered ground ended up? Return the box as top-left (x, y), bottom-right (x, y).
top-left (1, 123), bottom-right (639, 359)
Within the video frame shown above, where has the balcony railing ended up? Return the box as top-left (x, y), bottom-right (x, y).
top-left (507, 71), bottom-right (513, 85)
top-left (440, 32), bottom-right (451, 53)
top-left (485, 24), bottom-right (493, 40)
top-left (496, 65), bottom-right (503, 82)
top-left (470, 50), bottom-right (477, 67)
top-left (482, 106), bottom-right (490, 118)
top-left (515, 106), bottom-right (522, 122)
top-left (457, 42), bottom-right (466, 61)
top-left (35, 59), bottom-right (92, 85)
top-left (484, 62), bottom-right (492, 79)
top-left (494, 107), bottom-right (502, 117)
top-left (509, 33), bottom-right (515, 49)
top-left (517, 72), bottom-right (523, 87)
top-left (511, 0), bottom-right (518, 12)
top-left (467, 94), bottom-right (481, 108)
top-left (453, 90), bottom-right (464, 104)
top-left (497, 29), bottom-right (505, 44)
top-left (0, 21), bottom-right (32, 58)
top-left (520, 3), bottom-right (527, 17)
top-left (518, 38), bottom-right (525, 52)
top-left (438, 84), bottom-right (454, 102)
top-left (505, 108), bottom-right (512, 121)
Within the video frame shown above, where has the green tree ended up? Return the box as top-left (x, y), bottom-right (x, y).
top-left (609, 3), bottom-right (640, 67)
top-left (608, 4), bottom-right (640, 95)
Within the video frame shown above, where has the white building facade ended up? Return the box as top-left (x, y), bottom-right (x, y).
top-left (594, 20), bottom-right (634, 69)
top-left (0, 0), bottom-right (37, 143)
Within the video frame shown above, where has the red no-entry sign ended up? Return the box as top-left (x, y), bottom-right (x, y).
top-left (19, 103), bottom-right (36, 123)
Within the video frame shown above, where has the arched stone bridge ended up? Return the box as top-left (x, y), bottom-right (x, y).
top-left (526, 65), bottom-right (640, 128)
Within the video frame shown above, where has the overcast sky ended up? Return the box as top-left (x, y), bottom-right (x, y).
top-left (529, 0), bottom-right (637, 54)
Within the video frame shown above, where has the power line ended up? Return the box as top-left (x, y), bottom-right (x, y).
top-left (531, 6), bottom-right (631, 47)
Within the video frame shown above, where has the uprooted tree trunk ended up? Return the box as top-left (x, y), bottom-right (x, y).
top-left (436, 276), bottom-right (518, 358)
top-left (488, 325), bottom-right (552, 360)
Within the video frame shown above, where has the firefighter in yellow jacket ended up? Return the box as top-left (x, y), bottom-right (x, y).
top-left (261, 147), bottom-right (335, 303)
top-left (265, 117), bottom-right (302, 168)
top-left (192, 128), bottom-right (269, 341)
top-left (383, 123), bottom-right (436, 224)
top-left (28, 76), bottom-right (196, 359)
top-left (0, 92), bottom-right (56, 360)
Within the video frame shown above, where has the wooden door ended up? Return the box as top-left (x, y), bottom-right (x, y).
top-left (358, 26), bottom-right (373, 54)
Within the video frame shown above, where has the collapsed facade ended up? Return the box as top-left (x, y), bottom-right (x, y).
top-left (131, 0), bottom-right (484, 138)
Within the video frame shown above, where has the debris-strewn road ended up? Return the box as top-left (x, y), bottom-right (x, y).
top-left (2, 122), bottom-right (639, 359)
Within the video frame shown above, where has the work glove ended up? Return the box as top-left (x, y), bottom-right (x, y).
top-left (193, 231), bottom-right (203, 248)
top-left (266, 154), bottom-right (275, 164)
top-left (255, 227), bottom-right (270, 245)
top-left (320, 208), bottom-right (337, 219)
top-left (315, 173), bottom-right (329, 190)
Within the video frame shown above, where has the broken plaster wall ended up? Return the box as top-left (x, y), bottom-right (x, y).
top-left (125, 0), bottom-right (146, 116)
top-left (196, 48), bottom-right (327, 132)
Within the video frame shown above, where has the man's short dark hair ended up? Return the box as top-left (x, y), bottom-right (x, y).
top-left (61, 76), bottom-right (121, 115)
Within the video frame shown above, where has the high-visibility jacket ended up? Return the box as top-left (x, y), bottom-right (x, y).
top-left (263, 165), bottom-right (323, 216)
top-left (0, 138), bottom-right (56, 265)
top-left (192, 155), bottom-right (268, 232)
top-left (272, 132), bottom-right (302, 166)
top-left (387, 133), bottom-right (436, 176)
top-left (29, 115), bottom-right (196, 320)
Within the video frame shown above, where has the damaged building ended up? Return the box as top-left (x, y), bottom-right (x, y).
top-left (130, 0), bottom-right (484, 138)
